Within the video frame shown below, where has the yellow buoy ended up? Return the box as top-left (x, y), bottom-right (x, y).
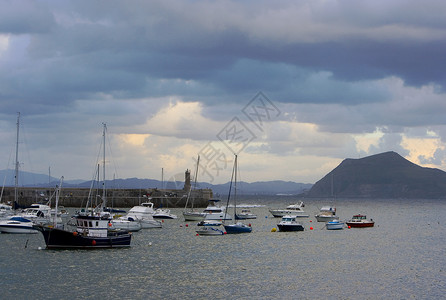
top-left (271, 228), bottom-right (277, 232)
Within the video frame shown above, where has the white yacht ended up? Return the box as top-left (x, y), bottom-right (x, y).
top-left (126, 202), bottom-right (162, 228)
top-left (203, 199), bottom-right (232, 221)
top-left (269, 201), bottom-right (309, 218)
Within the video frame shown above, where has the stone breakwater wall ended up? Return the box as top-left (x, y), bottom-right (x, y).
top-left (1, 187), bottom-right (212, 208)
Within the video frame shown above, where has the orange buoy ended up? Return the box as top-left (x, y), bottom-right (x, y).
top-left (185, 224), bottom-right (188, 227)
top-left (310, 227), bottom-right (313, 230)
top-left (92, 240), bottom-right (96, 246)
top-left (196, 233), bottom-right (199, 236)
top-left (72, 231), bottom-right (78, 236)
top-left (348, 226), bottom-right (351, 229)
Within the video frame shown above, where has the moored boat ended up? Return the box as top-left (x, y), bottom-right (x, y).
top-left (196, 226), bottom-right (225, 236)
top-left (325, 219), bottom-right (345, 230)
top-left (126, 202), bottom-right (162, 228)
top-left (346, 214), bottom-right (375, 228)
top-left (153, 208), bottom-right (177, 219)
top-left (269, 201), bottom-right (309, 218)
top-left (277, 215), bottom-right (305, 232)
top-left (235, 209), bottom-right (257, 220)
top-left (0, 216), bottom-right (38, 234)
top-left (315, 205), bottom-right (337, 222)
top-left (35, 214), bottom-right (132, 249)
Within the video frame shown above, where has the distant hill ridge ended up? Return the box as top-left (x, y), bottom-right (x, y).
top-left (0, 170), bottom-right (312, 196)
top-left (307, 151), bottom-right (446, 198)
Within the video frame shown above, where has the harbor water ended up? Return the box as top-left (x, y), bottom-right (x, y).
top-left (1, 197), bottom-right (445, 299)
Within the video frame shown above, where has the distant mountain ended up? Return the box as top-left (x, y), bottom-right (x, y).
top-left (0, 170), bottom-right (312, 195)
top-left (306, 151), bottom-right (446, 199)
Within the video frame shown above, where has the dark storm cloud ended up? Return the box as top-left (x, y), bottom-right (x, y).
top-left (1, 0), bottom-right (445, 115)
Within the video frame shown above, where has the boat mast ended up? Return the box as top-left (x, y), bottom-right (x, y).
top-left (54, 176), bottom-right (64, 227)
top-left (14, 112), bottom-right (20, 207)
top-left (102, 123), bottom-right (107, 209)
top-left (233, 154), bottom-right (238, 220)
top-left (224, 154), bottom-right (236, 224)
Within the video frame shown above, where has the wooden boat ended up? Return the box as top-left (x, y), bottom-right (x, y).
top-left (346, 214), bottom-right (375, 228)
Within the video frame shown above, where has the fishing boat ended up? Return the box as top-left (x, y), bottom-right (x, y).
top-left (223, 155), bottom-right (252, 234)
top-left (325, 219), bottom-right (345, 230)
top-left (346, 214), bottom-right (375, 228)
top-left (34, 126), bottom-right (132, 249)
top-left (35, 214), bottom-right (132, 249)
top-left (269, 201), bottom-right (309, 218)
top-left (277, 215), bottom-right (305, 232)
top-left (315, 205), bottom-right (338, 222)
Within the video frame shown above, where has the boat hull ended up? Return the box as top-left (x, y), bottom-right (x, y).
top-left (196, 227), bottom-right (225, 236)
top-left (0, 224), bottom-right (38, 234)
top-left (183, 212), bottom-right (206, 222)
top-left (223, 223), bottom-right (252, 234)
top-left (346, 222), bottom-right (374, 228)
top-left (326, 222), bottom-right (344, 230)
top-left (35, 226), bottom-right (132, 249)
top-left (277, 224), bottom-right (304, 232)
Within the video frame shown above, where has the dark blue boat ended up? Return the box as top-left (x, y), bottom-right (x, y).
top-left (35, 214), bottom-right (131, 249)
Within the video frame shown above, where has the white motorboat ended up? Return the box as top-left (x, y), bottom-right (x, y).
top-left (153, 208), bottom-right (177, 219)
top-left (111, 216), bottom-right (142, 232)
top-left (269, 201), bottom-right (309, 218)
top-left (17, 203), bottom-right (54, 225)
top-left (315, 205), bottom-right (338, 222)
top-left (235, 209), bottom-right (257, 220)
top-left (277, 215), bottom-right (305, 232)
top-left (126, 202), bottom-right (162, 228)
top-left (183, 210), bottom-right (206, 221)
top-left (0, 216), bottom-right (38, 234)
top-left (196, 226), bottom-right (225, 236)
top-left (325, 219), bottom-right (345, 230)
top-left (203, 199), bottom-right (232, 221)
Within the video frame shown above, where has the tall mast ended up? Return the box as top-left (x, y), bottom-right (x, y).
top-left (14, 112), bottom-right (20, 205)
top-left (102, 123), bottom-right (106, 208)
top-left (234, 154), bottom-right (237, 219)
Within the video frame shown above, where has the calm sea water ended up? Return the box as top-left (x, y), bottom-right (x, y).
top-left (1, 197), bottom-right (445, 299)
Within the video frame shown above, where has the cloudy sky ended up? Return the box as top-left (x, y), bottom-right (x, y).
top-left (1, 0), bottom-right (446, 185)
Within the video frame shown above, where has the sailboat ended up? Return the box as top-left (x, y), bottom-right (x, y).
top-left (223, 155), bottom-right (252, 234)
top-left (183, 155), bottom-right (206, 221)
top-left (34, 124), bottom-right (132, 249)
